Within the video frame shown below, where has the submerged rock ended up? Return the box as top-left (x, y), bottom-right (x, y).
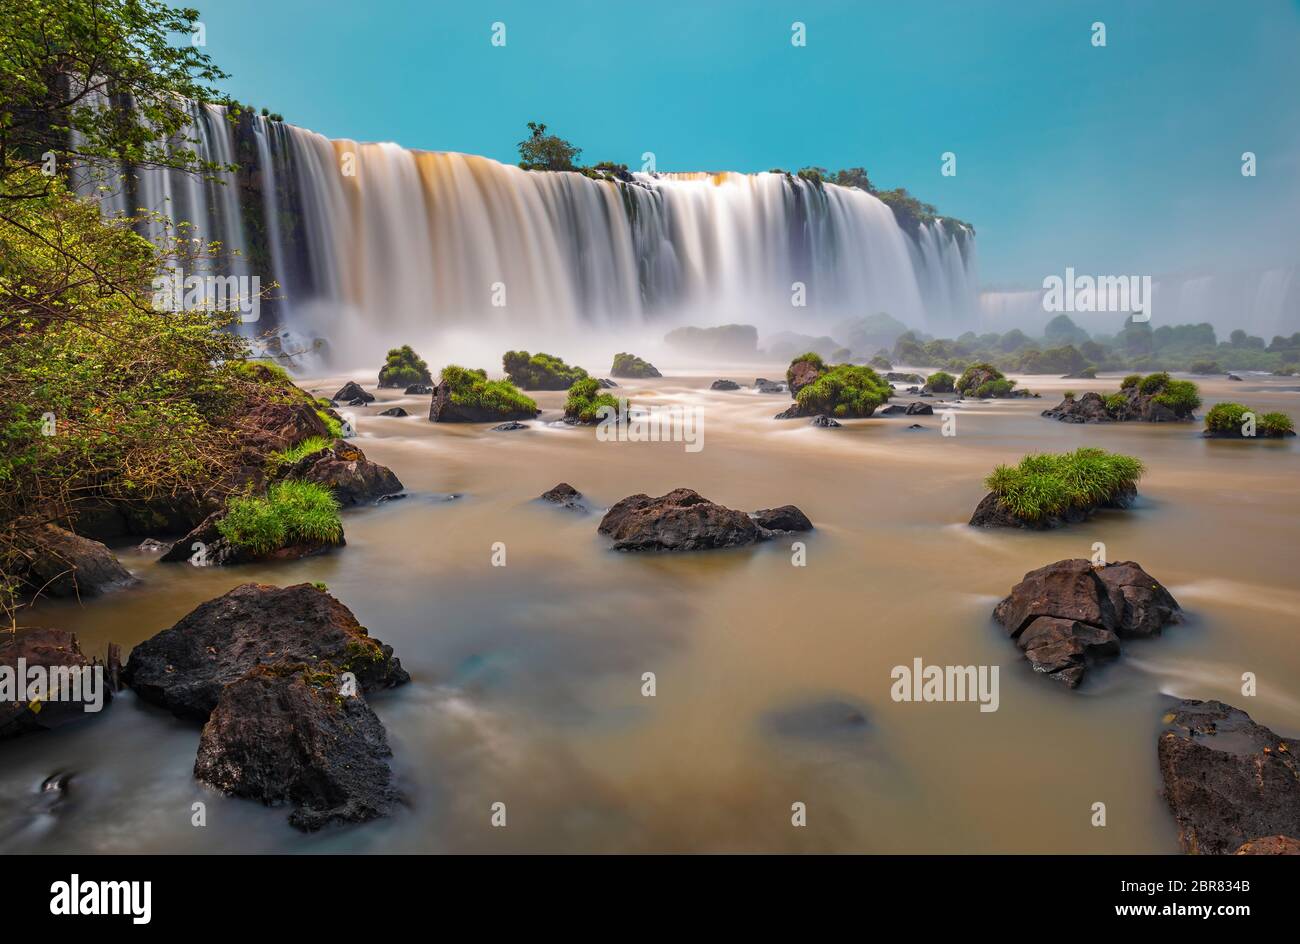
top-left (377, 406), bottom-right (409, 417)
top-left (992, 559), bottom-right (1181, 687)
top-left (598, 488), bottom-right (810, 551)
top-left (809, 414), bottom-right (841, 427)
top-left (492, 421), bottom-right (528, 431)
top-left (0, 628), bottom-right (119, 741)
top-left (123, 582), bottom-right (408, 721)
top-left (332, 381), bottom-right (374, 403)
top-left (403, 383), bottom-right (433, 395)
top-left (751, 505), bottom-right (814, 533)
top-left (540, 482), bottom-right (585, 512)
top-left (905, 402), bottom-right (933, 415)
top-left (710, 379), bottom-right (741, 391)
top-left (7, 522), bottom-right (135, 599)
top-left (763, 697), bottom-right (869, 741)
top-left (194, 664), bottom-right (399, 831)
top-left (754, 378), bottom-right (785, 394)
top-left (1158, 699), bottom-right (1300, 854)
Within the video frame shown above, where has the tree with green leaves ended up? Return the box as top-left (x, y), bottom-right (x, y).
top-left (517, 121), bottom-right (581, 171)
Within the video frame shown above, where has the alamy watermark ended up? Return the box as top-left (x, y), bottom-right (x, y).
top-left (1042, 267), bottom-right (1151, 322)
top-left (596, 398), bottom-right (704, 453)
top-left (0, 661), bottom-right (106, 713)
top-left (151, 265), bottom-right (260, 323)
top-left (891, 658), bottom-right (1000, 712)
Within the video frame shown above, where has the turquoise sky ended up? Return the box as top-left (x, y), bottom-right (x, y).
top-left (198, 0), bottom-right (1300, 285)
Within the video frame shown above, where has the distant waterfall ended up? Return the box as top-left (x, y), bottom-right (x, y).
top-left (74, 110), bottom-right (985, 360)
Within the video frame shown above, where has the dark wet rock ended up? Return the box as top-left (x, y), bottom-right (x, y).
top-left (492, 421), bottom-right (528, 431)
top-left (710, 379), bottom-right (741, 391)
top-left (598, 489), bottom-right (760, 551)
top-left (237, 395), bottom-right (333, 454)
top-left (332, 381), bottom-right (374, 403)
top-left (403, 383), bottom-right (433, 395)
top-left (194, 664), bottom-right (398, 831)
top-left (763, 697), bottom-right (868, 741)
top-left (1227, 373), bottom-right (1243, 382)
top-left (540, 482), bottom-right (585, 511)
top-left (6, 522), bottom-right (135, 599)
top-left (993, 559), bottom-right (1181, 687)
top-left (906, 423), bottom-right (926, 430)
top-left (809, 414), bottom-right (841, 427)
top-left (377, 407), bottom-right (409, 417)
top-left (598, 378), bottom-right (618, 388)
top-left (968, 484), bottom-right (1136, 530)
top-left (137, 538), bottom-right (170, 553)
top-left (1, 628), bottom-right (118, 740)
top-left (755, 378), bottom-right (786, 394)
top-left (428, 377), bottom-right (539, 423)
top-left (787, 359), bottom-right (825, 397)
top-left (905, 402), bottom-right (933, 415)
top-left (878, 404), bottom-right (907, 415)
top-left (123, 582), bottom-right (408, 721)
top-left (1044, 386), bottom-right (1192, 424)
top-left (1158, 699), bottom-right (1300, 855)
top-left (1234, 836), bottom-right (1300, 855)
top-left (68, 494), bottom-right (210, 542)
top-left (905, 386), bottom-right (919, 394)
top-left (1040, 391), bottom-right (1112, 424)
top-left (281, 440), bottom-right (404, 506)
top-left (751, 505), bottom-right (814, 533)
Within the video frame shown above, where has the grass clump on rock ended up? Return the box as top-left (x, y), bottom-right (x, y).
top-left (956, 363), bottom-right (1016, 398)
top-left (564, 377), bottom-right (621, 424)
top-left (793, 363), bottom-right (893, 418)
top-left (217, 481), bottom-right (343, 555)
top-left (610, 352), bottom-right (661, 379)
top-left (444, 365), bottom-right (537, 414)
top-left (1204, 402), bottom-right (1296, 438)
top-left (377, 345), bottom-right (432, 388)
top-left (269, 435), bottom-right (334, 469)
top-left (926, 370), bottom-right (955, 392)
top-left (503, 351), bottom-right (588, 390)
top-left (983, 448), bottom-right (1145, 523)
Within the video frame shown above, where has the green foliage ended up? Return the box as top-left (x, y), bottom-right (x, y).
top-left (1259, 412), bottom-right (1295, 436)
top-left (869, 354), bottom-right (893, 370)
top-left (1151, 378), bottom-right (1201, 415)
top-left (378, 345), bottom-right (431, 387)
top-left (956, 363), bottom-right (1014, 397)
top-left (926, 371), bottom-right (955, 392)
top-left (269, 436), bottom-right (333, 469)
top-left (1188, 360), bottom-right (1220, 375)
top-left (794, 364), bottom-right (892, 418)
top-left (217, 481), bottom-right (342, 554)
top-left (1121, 374), bottom-right (1142, 389)
top-left (316, 410), bottom-right (344, 439)
top-left (502, 351), bottom-right (588, 390)
top-left (517, 121), bottom-right (581, 171)
top-left (564, 377), bottom-right (621, 424)
top-left (440, 365), bottom-right (538, 414)
top-left (1138, 371), bottom-right (1172, 394)
top-left (985, 448), bottom-right (1145, 522)
top-left (1104, 393), bottom-right (1129, 413)
top-left (610, 352), bottom-right (660, 378)
top-left (1205, 402), bottom-right (1250, 432)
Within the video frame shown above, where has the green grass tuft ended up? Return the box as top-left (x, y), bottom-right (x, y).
top-left (441, 365), bottom-right (538, 414)
top-left (217, 480), bottom-right (342, 554)
top-left (564, 376), bottom-right (621, 423)
top-left (984, 448), bottom-right (1145, 521)
top-left (268, 435), bottom-right (333, 469)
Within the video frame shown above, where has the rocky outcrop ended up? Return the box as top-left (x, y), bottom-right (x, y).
top-left (1043, 385), bottom-right (1192, 424)
top-left (157, 511), bottom-right (343, 567)
top-left (1158, 700), bottom-right (1300, 854)
top-left (905, 402), bottom-right (933, 416)
top-left (123, 582), bottom-right (408, 721)
top-left (751, 506), bottom-right (814, 533)
top-left (610, 353), bottom-right (661, 379)
top-left (1041, 391), bottom-right (1111, 423)
top-left (992, 559), bottom-right (1181, 687)
top-left (404, 383), bottom-right (433, 395)
top-left (332, 381), bottom-right (374, 404)
top-left (787, 359), bottom-right (825, 396)
top-left (969, 484), bottom-right (1136, 530)
top-left (6, 522), bottom-right (135, 599)
top-left (236, 393), bottom-right (334, 456)
top-left (194, 663), bottom-right (399, 831)
top-left (540, 482), bottom-right (585, 512)
top-left (754, 378), bottom-right (785, 394)
top-left (280, 440), bottom-right (403, 506)
top-left (427, 377), bottom-right (538, 423)
top-left (598, 488), bottom-right (811, 551)
top-left (0, 628), bottom-right (120, 741)
top-left (710, 379), bottom-right (741, 391)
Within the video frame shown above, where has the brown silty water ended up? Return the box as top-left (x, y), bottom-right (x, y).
top-left (2, 369), bottom-right (1297, 853)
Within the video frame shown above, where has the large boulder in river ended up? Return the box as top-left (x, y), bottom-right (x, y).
top-left (5, 522), bottom-right (135, 599)
top-left (598, 488), bottom-right (810, 551)
top-left (280, 440), bottom-right (403, 506)
top-left (610, 352), bottom-right (661, 379)
top-left (0, 628), bottom-right (120, 740)
top-left (332, 381), bottom-right (374, 403)
top-left (1158, 699), bottom-right (1300, 855)
top-left (1040, 391), bottom-right (1112, 424)
top-left (427, 366), bottom-right (539, 423)
top-left (123, 582), bottom-right (408, 721)
top-left (194, 663), bottom-right (399, 831)
top-left (993, 559), bottom-right (1181, 687)
top-left (157, 510), bottom-right (343, 567)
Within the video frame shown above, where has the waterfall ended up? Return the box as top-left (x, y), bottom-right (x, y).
top-left (75, 110), bottom-right (985, 362)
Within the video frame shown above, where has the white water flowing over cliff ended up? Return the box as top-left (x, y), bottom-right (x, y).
top-left (77, 109), bottom-right (982, 362)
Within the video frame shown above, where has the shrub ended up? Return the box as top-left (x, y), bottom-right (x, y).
top-left (1259, 412), bottom-right (1295, 436)
top-left (1104, 393), bottom-right (1128, 413)
top-left (503, 351), bottom-right (588, 390)
top-left (1138, 371), bottom-right (1171, 395)
top-left (1076, 365), bottom-right (1098, 378)
top-left (217, 481), bottom-right (342, 554)
top-left (1188, 360), bottom-right (1220, 375)
top-left (794, 364), bottom-right (892, 418)
top-left (1063, 391), bottom-right (1076, 400)
top-left (441, 365), bottom-right (538, 415)
top-left (1152, 379), bottom-right (1201, 416)
top-left (974, 378), bottom-right (1016, 398)
top-left (956, 363), bottom-right (1014, 397)
top-left (926, 370), bottom-right (955, 392)
top-left (985, 448), bottom-right (1145, 522)
top-left (378, 345), bottom-right (431, 388)
top-left (564, 377), bottom-right (621, 423)
top-left (1120, 374), bottom-right (1142, 389)
top-left (1205, 402), bottom-right (1250, 433)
